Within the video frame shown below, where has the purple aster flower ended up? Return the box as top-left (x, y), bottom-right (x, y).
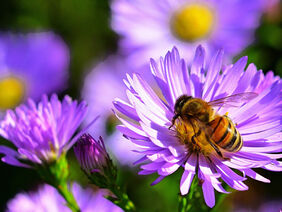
top-left (82, 56), bottom-right (144, 166)
top-left (6, 183), bottom-right (123, 212)
top-left (0, 94), bottom-right (88, 167)
top-left (0, 32), bottom-right (69, 111)
top-left (111, 0), bottom-right (272, 66)
top-left (113, 46), bottom-right (282, 208)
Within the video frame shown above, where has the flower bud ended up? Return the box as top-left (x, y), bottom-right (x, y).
top-left (74, 134), bottom-right (117, 187)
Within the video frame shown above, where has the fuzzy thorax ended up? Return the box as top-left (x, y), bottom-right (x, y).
top-left (175, 118), bottom-right (216, 157)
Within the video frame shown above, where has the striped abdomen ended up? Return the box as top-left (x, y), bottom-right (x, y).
top-left (208, 115), bottom-right (242, 152)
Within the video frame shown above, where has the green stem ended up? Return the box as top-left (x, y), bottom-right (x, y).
top-left (108, 184), bottom-right (136, 212)
top-left (186, 178), bottom-right (198, 211)
top-left (178, 178), bottom-right (196, 212)
top-left (86, 158), bottom-right (135, 211)
top-left (56, 182), bottom-right (80, 212)
top-left (36, 153), bottom-right (80, 212)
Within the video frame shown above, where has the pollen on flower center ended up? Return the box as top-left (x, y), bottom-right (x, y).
top-left (0, 76), bottom-right (25, 110)
top-left (175, 119), bottom-right (215, 157)
top-left (171, 4), bottom-right (214, 42)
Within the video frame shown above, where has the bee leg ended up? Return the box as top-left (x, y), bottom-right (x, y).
top-left (224, 156), bottom-right (230, 161)
top-left (214, 149), bottom-right (230, 160)
top-left (168, 124), bottom-right (174, 130)
top-left (213, 147), bottom-right (230, 160)
top-left (191, 129), bottom-right (202, 144)
top-left (205, 136), bottom-right (229, 160)
top-left (212, 145), bottom-right (224, 158)
top-left (168, 119), bottom-right (175, 130)
top-left (169, 114), bottom-right (179, 129)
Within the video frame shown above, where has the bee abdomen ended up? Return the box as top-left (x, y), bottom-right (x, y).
top-left (209, 116), bottom-right (242, 152)
top-left (222, 128), bottom-right (242, 152)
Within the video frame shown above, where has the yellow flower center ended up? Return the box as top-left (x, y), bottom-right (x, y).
top-left (0, 76), bottom-right (25, 110)
top-left (171, 4), bottom-right (214, 42)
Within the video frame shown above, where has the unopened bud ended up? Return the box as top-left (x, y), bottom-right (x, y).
top-left (74, 134), bottom-right (116, 188)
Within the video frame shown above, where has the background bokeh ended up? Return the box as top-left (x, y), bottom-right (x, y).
top-left (0, 0), bottom-right (281, 211)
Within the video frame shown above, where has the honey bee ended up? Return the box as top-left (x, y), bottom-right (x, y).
top-left (170, 93), bottom-right (258, 158)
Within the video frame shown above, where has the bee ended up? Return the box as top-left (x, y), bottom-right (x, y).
top-left (170, 93), bottom-right (258, 159)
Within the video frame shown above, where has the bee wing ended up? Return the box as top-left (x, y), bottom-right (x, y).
top-left (208, 92), bottom-right (258, 108)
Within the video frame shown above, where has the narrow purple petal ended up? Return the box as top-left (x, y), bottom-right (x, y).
top-left (151, 175), bottom-right (165, 186)
top-left (242, 169), bottom-right (270, 183)
top-left (113, 99), bottom-right (140, 121)
top-left (141, 161), bottom-right (165, 171)
top-left (158, 162), bottom-right (181, 176)
top-left (263, 162), bottom-right (282, 172)
top-left (191, 45), bottom-right (206, 77)
top-left (203, 49), bottom-right (224, 101)
top-left (164, 48), bottom-right (187, 103)
top-left (180, 170), bottom-right (195, 195)
top-left (150, 58), bottom-right (174, 107)
top-left (202, 180), bottom-right (215, 208)
top-left (133, 156), bottom-right (149, 165)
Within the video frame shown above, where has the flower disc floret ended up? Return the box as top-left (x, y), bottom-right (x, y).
top-left (0, 76), bottom-right (25, 110)
top-left (171, 4), bottom-right (214, 42)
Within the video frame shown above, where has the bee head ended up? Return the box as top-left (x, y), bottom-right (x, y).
top-left (174, 95), bottom-right (192, 115)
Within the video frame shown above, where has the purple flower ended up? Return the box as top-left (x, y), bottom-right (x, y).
top-left (0, 32), bottom-right (69, 111)
top-left (6, 183), bottom-right (123, 212)
top-left (82, 56), bottom-right (144, 166)
top-left (255, 200), bottom-right (282, 212)
top-left (82, 56), bottom-right (127, 139)
top-left (111, 0), bottom-right (271, 66)
top-left (113, 46), bottom-right (282, 207)
top-left (0, 94), bottom-right (88, 167)
top-left (235, 200), bottom-right (282, 212)
top-left (74, 134), bottom-right (111, 175)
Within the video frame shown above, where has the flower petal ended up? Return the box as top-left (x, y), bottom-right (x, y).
top-left (202, 180), bottom-right (215, 208)
top-left (180, 170), bottom-right (195, 195)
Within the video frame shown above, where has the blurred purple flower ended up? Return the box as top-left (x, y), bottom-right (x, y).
top-left (6, 183), bottom-right (123, 212)
top-left (256, 200), bottom-right (282, 212)
top-left (82, 56), bottom-right (143, 166)
top-left (0, 32), bottom-right (69, 110)
top-left (0, 94), bottom-right (88, 167)
top-left (113, 46), bottom-right (282, 207)
top-left (111, 0), bottom-right (270, 66)
top-left (108, 131), bottom-right (144, 167)
top-left (82, 56), bottom-right (126, 139)
top-left (235, 200), bottom-right (282, 212)
top-left (74, 134), bottom-right (110, 175)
